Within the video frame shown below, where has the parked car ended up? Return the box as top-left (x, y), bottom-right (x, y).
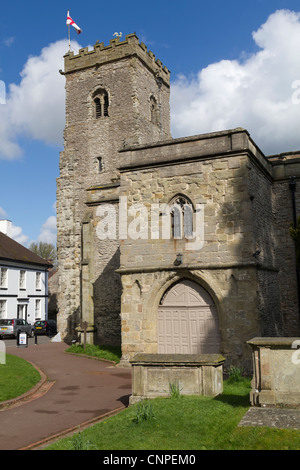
top-left (0, 318), bottom-right (34, 339)
top-left (34, 320), bottom-right (57, 336)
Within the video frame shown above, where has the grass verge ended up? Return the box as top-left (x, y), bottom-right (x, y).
top-left (65, 343), bottom-right (122, 364)
top-left (0, 354), bottom-right (41, 402)
top-left (45, 377), bottom-right (300, 450)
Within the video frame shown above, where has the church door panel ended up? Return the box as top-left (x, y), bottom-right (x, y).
top-left (158, 280), bottom-right (221, 354)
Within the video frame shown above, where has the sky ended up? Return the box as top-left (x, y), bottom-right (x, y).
top-left (1, 0), bottom-right (300, 246)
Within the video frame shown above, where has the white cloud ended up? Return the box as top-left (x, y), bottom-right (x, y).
top-left (170, 9), bottom-right (300, 155)
top-left (37, 201), bottom-right (57, 245)
top-left (10, 224), bottom-right (28, 246)
top-left (38, 215), bottom-right (57, 245)
top-left (0, 39), bottom-right (81, 160)
top-left (0, 207), bottom-right (7, 217)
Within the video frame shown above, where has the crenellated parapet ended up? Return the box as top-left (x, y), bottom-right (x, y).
top-left (62, 33), bottom-right (170, 86)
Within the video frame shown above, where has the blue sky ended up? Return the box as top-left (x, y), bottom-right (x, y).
top-left (1, 0), bottom-right (300, 246)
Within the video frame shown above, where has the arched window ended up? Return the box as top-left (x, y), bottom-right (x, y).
top-left (93, 89), bottom-right (109, 119)
top-left (170, 195), bottom-right (194, 239)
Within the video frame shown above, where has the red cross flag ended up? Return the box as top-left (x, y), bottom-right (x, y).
top-left (66, 11), bottom-right (82, 34)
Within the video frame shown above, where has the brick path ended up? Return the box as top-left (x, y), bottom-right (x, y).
top-left (0, 342), bottom-right (131, 450)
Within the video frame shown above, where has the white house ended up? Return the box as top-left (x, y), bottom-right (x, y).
top-left (0, 220), bottom-right (52, 325)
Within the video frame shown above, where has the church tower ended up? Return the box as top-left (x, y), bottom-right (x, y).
top-left (57, 34), bottom-right (171, 344)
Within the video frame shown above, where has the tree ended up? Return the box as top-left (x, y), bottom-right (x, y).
top-left (29, 241), bottom-right (57, 266)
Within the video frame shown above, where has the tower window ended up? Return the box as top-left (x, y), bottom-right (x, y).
top-left (93, 89), bottom-right (109, 119)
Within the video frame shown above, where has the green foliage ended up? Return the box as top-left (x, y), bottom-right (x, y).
top-left (46, 378), bottom-right (300, 450)
top-left (227, 366), bottom-right (245, 383)
top-left (69, 427), bottom-right (97, 450)
top-left (132, 400), bottom-right (154, 425)
top-left (29, 241), bottom-right (57, 265)
top-left (66, 343), bottom-right (121, 363)
top-left (169, 380), bottom-right (182, 399)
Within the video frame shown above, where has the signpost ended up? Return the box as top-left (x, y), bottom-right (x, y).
top-left (17, 332), bottom-right (28, 348)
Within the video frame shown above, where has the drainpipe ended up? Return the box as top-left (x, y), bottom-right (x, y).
top-left (289, 176), bottom-right (300, 321)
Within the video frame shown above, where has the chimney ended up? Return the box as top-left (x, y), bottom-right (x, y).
top-left (0, 220), bottom-right (12, 237)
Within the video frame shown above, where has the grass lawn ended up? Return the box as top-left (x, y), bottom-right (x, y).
top-left (46, 377), bottom-right (300, 451)
top-left (0, 354), bottom-right (41, 402)
top-left (65, 343), bottom-right (122, 364)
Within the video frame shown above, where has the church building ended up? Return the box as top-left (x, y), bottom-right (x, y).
top-left (57, 34), bottom-right (300, 368)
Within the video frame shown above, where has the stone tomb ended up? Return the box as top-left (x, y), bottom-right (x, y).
top-left (129, 353), bottom-right (225, 404)
top-left (248, 337), bottom-right (300, 407)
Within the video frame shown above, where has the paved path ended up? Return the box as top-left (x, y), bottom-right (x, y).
top-left (0, 341), bottom-right (132, 450)
top-left (239, 406), bottom-right (300, 430)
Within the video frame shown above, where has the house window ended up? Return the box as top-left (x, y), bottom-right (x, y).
top-left (170, 195), bottom-right (194, 239)
top-left (35, 272), bottom-right (41, 290)
top-left (19, 270), bottom-right (26, 290)
top-left (35, 299), bottom-right (41, 320)
top-left (0, 268), bottom-right (7, 288)
top-left (93, 89), bottom-right (109, 119)
top-left (0, 300), bottom-right (6, 319)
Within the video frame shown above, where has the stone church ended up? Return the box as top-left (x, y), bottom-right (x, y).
top-left (57, 33), bottom-right (300, 368)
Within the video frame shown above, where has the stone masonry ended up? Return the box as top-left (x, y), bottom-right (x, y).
top-left (57, 34), bottom-right (171, 343)
top-left (57, 33), bottom-right (300, 368)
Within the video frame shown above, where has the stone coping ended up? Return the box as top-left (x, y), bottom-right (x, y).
top-left (130, 353), bottom-right (225, 366)
top-left (247, 337), bottom-right (300, 348)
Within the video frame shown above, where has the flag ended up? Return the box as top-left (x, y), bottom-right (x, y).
top-left (66, 11), bottom-right (82, 34)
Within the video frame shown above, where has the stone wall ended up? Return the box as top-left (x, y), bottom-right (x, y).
top-left (270, 154), bottom-right (300, 336)
top-left (117, 129), bottom-right (278, 367)
top-left (57, 34), bottom-right (171, 343)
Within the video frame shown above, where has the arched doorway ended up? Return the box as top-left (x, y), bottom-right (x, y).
top-left (158, 279), bottom-right (221, 354)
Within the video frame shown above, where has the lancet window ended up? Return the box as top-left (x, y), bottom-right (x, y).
top-left (170, 195), bottom-right (194, 239)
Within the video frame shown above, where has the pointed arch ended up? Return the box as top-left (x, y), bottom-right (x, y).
top-left (158, 278), bottom-right (221, 354)
top-left (169, 194), bottom-right (195, 240)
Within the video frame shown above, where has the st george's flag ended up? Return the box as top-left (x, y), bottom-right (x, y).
top-left (66, 11), bottom-right (82, 34)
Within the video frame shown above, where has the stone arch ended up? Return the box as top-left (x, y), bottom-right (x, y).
top-left (140, 270), bottom-right (223, 355)
top-left (158, 278), bottom-right (221, 354)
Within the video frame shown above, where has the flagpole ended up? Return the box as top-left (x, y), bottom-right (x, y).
top-left (67, 10), bottom-right (71, 52)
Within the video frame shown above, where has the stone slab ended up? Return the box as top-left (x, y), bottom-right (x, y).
top-left (239, 407), bottom-right (300, 430)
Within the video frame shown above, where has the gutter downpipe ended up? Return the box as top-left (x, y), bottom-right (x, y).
top-left (289, 176), bottom-right (300, 323)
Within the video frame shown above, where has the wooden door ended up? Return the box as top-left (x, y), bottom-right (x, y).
top-left (158, 279), bottom-right (221, 354)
